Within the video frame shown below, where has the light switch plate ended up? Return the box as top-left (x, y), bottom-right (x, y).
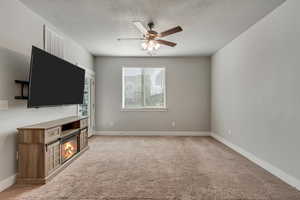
top-left (0, 100), bottom-right (8, 110)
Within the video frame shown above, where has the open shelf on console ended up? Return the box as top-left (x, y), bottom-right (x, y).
top-left (61, 128), bottom-right (80, 137)
top-left (61, 120), bottom-right (81, 137)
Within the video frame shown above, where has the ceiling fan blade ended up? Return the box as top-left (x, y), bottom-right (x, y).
top-left (158, 26), bottom-right (183, 38)
top-left (133, 21), bottom-right (148, 35)
top-left (156, 40), bottom-right (177, 47)
top-left (117, 38), bottom-right (145, 41)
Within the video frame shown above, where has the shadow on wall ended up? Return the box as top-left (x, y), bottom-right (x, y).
top-left (0, 46), bottom-right (30, 180)
top-left (0, 46), bottom-right (30, 108)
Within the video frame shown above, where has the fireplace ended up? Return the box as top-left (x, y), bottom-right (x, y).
top-left (61, 134), bottom-right (79, 163)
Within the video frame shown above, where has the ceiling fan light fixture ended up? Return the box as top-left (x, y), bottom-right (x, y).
top-left (141, 42), bottom-right (148, 50)
top-left (141, 40), bottom-right (160, 52)
top-left (148, 40), bottom-right (154, 46)
top-left (154, 43), bottom-right (160, 50)
top-left (120, 21), bottom-right (182, 54)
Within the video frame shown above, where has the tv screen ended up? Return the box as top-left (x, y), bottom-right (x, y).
top-left (28, 46), bottom-right (85, 108)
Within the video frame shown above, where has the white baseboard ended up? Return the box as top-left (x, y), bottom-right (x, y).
top-left (0, 174), bottom-right (16, 192)
top-left (95, 131), bottom-right (210, 136)
top-left (211, 133), bottom-right (300, 191)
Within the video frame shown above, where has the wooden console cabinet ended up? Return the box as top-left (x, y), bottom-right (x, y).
top-left (17, 116), bottom-right (89, 184)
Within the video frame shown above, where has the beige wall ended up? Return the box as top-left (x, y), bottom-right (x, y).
top-left (212, 0), bottom-right (300, 182)
top-left (95, 57), bottom-right (211, 133)
top-left (0, 0), bottom-right (94, 186)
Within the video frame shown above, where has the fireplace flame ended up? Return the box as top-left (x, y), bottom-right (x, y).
top-left (64, 142), bottom-right (75, 160)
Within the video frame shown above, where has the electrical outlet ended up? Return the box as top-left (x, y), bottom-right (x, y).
top-left (171, 121), bottom-right (176, 127)
top-left (0, 100), bottom-right (8, 110)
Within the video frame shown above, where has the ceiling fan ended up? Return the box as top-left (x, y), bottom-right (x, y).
top-left (117, 21), bottom-right (183, 53)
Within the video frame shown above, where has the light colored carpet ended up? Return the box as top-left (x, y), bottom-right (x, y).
top-left (1, 136), bottom-right (300, 200)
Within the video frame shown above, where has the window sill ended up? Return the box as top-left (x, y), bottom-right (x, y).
top-left (121, 108), bottom-right (168, 112)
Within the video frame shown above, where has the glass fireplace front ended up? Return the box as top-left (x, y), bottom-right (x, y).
top-left (61, 135), bottom-right (78, 163)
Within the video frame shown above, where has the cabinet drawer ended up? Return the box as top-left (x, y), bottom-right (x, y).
top-left (45, 127), bottom-right (61, 144)
top-left (80, 119), bottom-right (88, 128)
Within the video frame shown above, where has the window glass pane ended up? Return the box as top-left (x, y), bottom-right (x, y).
top-left (144, 68), bottom-right (165, 107)
top-left (78, 78), bottom-right (90, 116)
top-left (123, 68), bottom-right (143, 108)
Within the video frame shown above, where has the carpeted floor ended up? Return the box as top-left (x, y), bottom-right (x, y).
top-left (1, 136), bottom-right (300, 200)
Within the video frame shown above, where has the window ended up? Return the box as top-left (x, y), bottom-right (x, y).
top-left (44, 25), bottom-right (64, 59)
top-left (122, 67), bottom-right (166, 110)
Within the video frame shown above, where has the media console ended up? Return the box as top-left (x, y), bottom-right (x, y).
top-left (17, 116), bottom-right (89, 184)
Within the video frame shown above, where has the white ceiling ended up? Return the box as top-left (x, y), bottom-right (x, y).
top-left (20, 0), bottom-right (285, 57)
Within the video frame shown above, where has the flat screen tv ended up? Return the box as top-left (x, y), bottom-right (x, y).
top-left (28, 46), bottom-right (85, 108)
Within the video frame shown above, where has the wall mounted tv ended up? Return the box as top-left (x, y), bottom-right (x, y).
top-left (28, 46), bottom-right (85, 108)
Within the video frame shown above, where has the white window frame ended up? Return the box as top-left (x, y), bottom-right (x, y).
top-left (43, 25), bottom-right (64, 59)
top-left (122, 67), bottom-right (167, 111)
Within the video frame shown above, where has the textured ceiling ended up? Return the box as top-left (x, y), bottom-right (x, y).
top-left (20, 0), bottom-right (285, 56)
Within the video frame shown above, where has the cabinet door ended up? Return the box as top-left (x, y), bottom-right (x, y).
top-left (80, 129), bottom-right (88, 150)
top-left (80, 132), bottom-right (84, 150)
top-left (45, 145), bottom-right (53, 175)
top-left (46, 141), bottom-right (60, 176)
top-left (84, 130), bottom-right (88, 147)
top-left (53, 142), bottom-right (60, 169)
